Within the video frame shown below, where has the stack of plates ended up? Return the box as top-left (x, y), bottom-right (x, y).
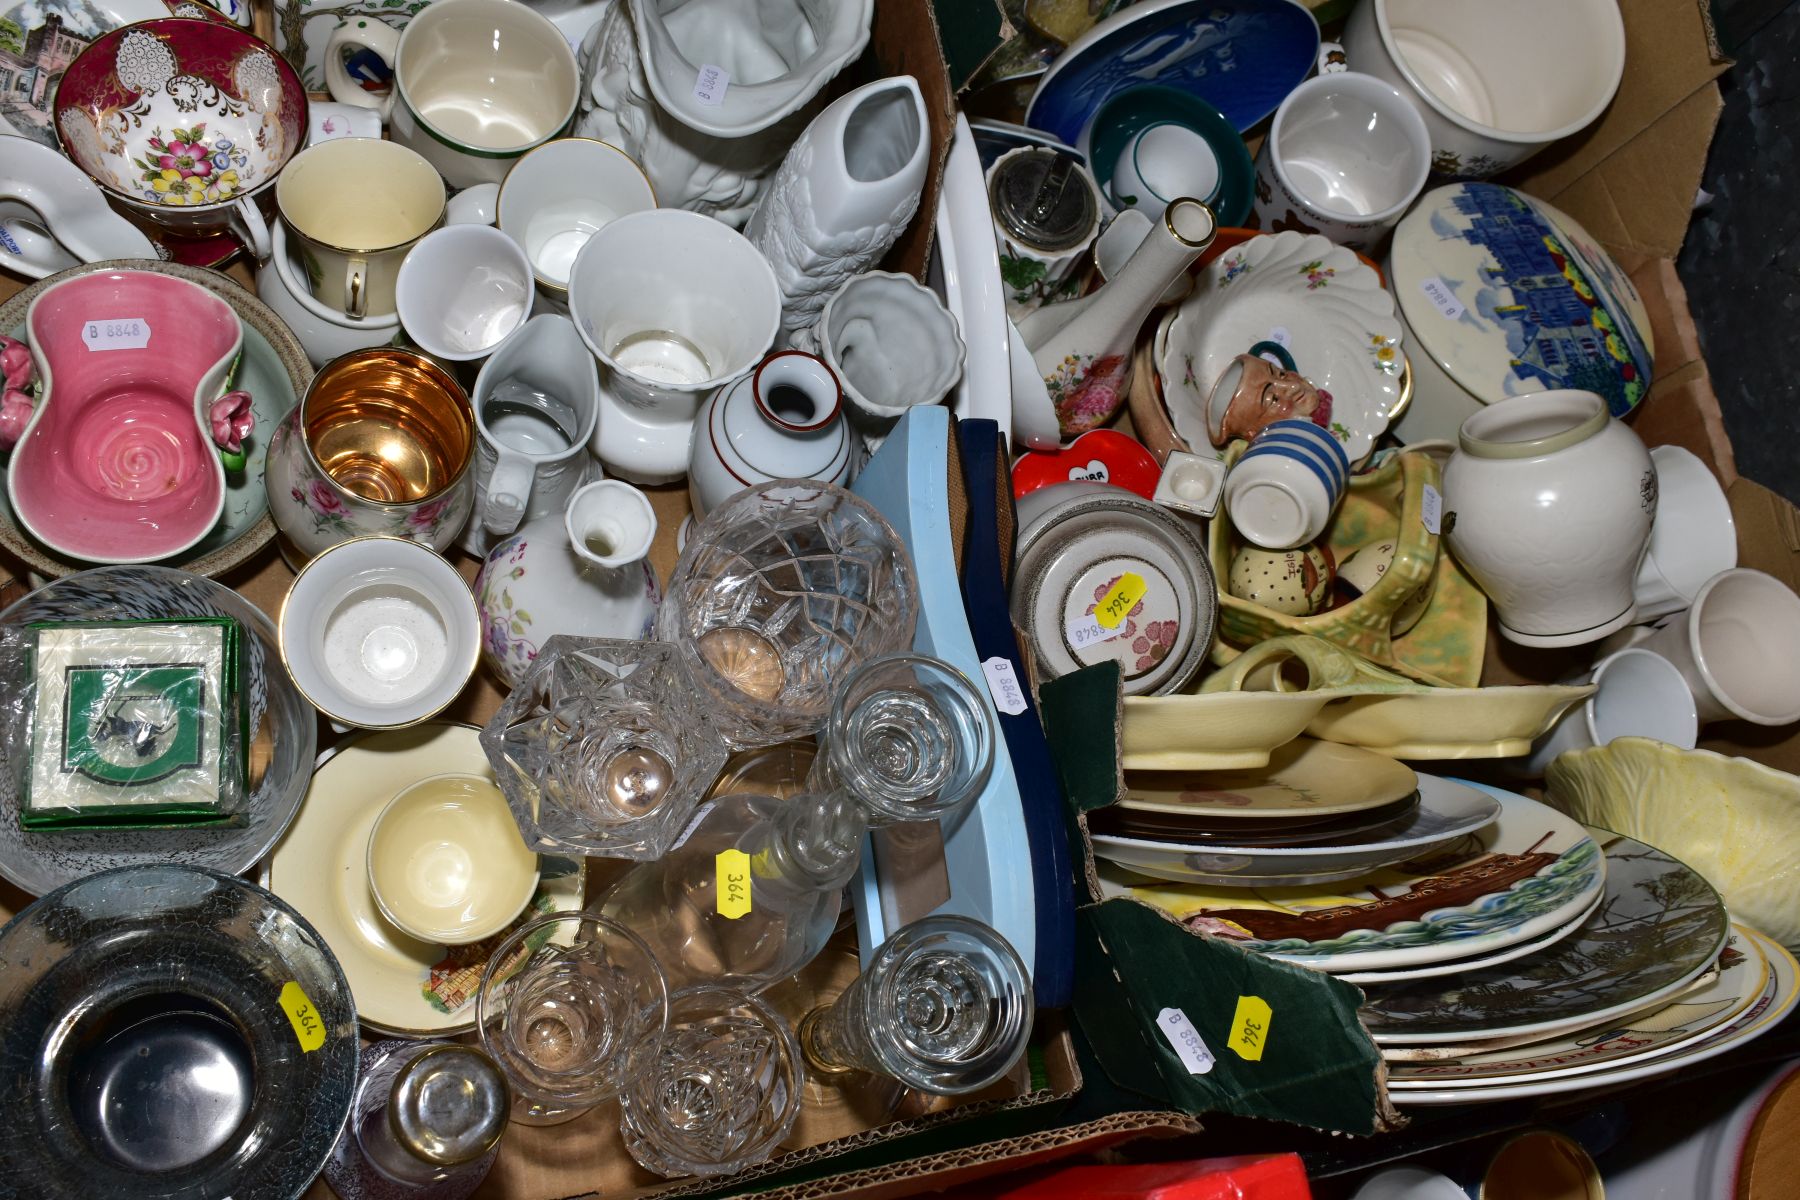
top-left (1089, 739), bottom-right (1504, 888)
top-left (1102, 773), bottom-right (1799, 1103)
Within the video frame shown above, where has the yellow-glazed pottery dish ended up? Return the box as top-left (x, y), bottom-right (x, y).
top-left (1122, 689), bottom-right (1333, 770)
top-left (1547, 737), bottom-right (1800, 952)
top-left (1208, 446), bottom-right (1488, 686)
top-left (1306, 684), bottom-right (1594, 760)
top-left (367, 772), bottom-right (540, 945)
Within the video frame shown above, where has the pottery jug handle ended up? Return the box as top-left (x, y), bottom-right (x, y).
top-left (229, 198), bottom-right (270, 262)
top-left (324, 19), bottom-right (401, 120)
top-left (483, 450), bottom-right (532, 536)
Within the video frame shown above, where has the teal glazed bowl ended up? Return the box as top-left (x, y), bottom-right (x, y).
top-left (1086, 85), bottom-right (1257, 227)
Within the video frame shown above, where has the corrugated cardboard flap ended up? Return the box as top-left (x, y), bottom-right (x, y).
top-left (1508, 0), bottom-right (1729, 259)
top-left (1039, 665), bottom-right (1400, 1136)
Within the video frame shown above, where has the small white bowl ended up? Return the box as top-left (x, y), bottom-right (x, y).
top-left (1110, 121), bottom-right (1221, 214)
top-left (367, 772), bottom-right (539, 945)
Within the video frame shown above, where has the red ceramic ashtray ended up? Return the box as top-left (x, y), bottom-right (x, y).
top-left (1012, 429), bottom-right (1162, 501)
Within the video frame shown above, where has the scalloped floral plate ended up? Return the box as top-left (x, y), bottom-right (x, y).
top-left (1156, 230), bottom-right (1405, 465)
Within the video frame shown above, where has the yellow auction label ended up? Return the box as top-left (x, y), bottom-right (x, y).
top-left (716, 848), bottom-right (752, 919)
top-left (1094, 572), bottom-right (1146, 629)
top-left (1228, 994), bottom-right (1272, 1062)
top-left (279, 981), bottom-right (326, 1052)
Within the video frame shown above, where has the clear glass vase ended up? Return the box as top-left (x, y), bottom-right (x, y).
top-left (475, 913), bottom-right (668, 1125)
top-left (655, 480), bottom-right (919, 749)
top-left (323, 1041), bottom-right (509, 1200)
top-left (798, 915), bottom-right (1033, 1095)
top-left (481, 636), bottom-right (730, 860)
top-left (594, 653), bottom-right (995, 994)
top-left (618, 984), bottom-right (804, 1178)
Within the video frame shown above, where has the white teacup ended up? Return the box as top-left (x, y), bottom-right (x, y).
top-left (1252, 72), bottom-right (1430, 252)
top-left (256, 221), bottom-right (403, 368)
top-left (396, 224), bottom-right (534, 362)
top-left (1639, 568), bottom-right (1800, 727)
top-left (1340, 0), bottom-right (1626, 178)
top-left (499, 138), bottom-right (656, 306)
top-left (323, 0), bottom-right (580, 189)
top-left (277, 137), bottom-right (445, 320)
top-left (1634, 445), bottom-right (1738, 623)
top-left (278, 536), bottom-right (480, 730)
top-left (367, 772), bottom-right (539, 944)
top-left (1521, 647), bottom-right (1699, 777)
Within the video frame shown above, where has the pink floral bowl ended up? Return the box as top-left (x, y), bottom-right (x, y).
top-left (55, 19), bottom-right (305, 247)
top-left (7, 269), bottom-right (246, 563)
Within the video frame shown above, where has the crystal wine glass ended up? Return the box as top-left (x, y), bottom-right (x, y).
top-left (594, 653), bottom-right (996, 993)
top-left (618, 984), bottom-right (804, 1178)
top-left (655, 480), bottom-right (919, 749)
top-left (797, 915), bottom-right (1032, 1095)
top-left (475, 913), bottom-right (668, 1125)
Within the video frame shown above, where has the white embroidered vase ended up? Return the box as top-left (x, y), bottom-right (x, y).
top-left (743, 76), bottom-right (931, 342)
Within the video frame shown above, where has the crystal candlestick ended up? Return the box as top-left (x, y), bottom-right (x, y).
top-left (324, 1041), bottom-right (509, 1199)
top-left (482, 637), bottom-right (729, 860)
top-left (618, 985), bottom-right (804, 1178)
top-left (656, 480), bottom-right (919, 749)
top-left (595, 653), bottom-right (996, 993)
top-left (476, 913), bottom-right (668, 1125)
top-left (798, 915), bottom-right (1033, 1095)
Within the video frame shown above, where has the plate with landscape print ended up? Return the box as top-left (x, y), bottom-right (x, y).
top-left (1392, 928), bottom-right (1798, 1105)
top-left (1388, 924), bottom-right (1766, 1087)
top-left (1361, 832), bottom-right (1730, 1045)
top-left (1101, 782), bottom-right (1602, 972)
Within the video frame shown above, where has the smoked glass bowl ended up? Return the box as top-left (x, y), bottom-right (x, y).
top-left (0, 863), bottom-right (357, 1197)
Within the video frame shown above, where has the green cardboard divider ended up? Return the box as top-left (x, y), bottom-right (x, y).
top-left (1040, 663), bottom-right (1399, 1135)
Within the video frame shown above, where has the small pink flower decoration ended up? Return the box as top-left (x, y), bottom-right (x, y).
top-left (406, 495), bottom-right (450, 529)
top-left (209, 391), bottom-right (253, 453)
top-left (308, 478), bottom-right (349, 516)
top-left (0, 386), bottom-right (33, 450)
top-left (0, 335), bottom-right (33, 391)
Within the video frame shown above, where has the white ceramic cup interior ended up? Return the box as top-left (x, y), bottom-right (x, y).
top-left (1114, 122), bottom-right (1220, 208)
top-left (1635, 444), bottom-right (1738, 620)
top-left (280, 536), bottom-right (480, 728)
top-left (1270, 72), bottom-right (1430, 221)
top-left (396, 224), bottom-right (533, 360)
top-left (397, 0), bottom-right (579, 151)
top-left (1648, 567), bottom-right (1800, 726)
top-left (499, 138), bottom-right (657, 293)
top-left (1377, 0), bottom-right (1626, 139)
top-left (567, 208), bottom-right (779, 392)
top-left (1526, 647), bottom-right (1699, 774)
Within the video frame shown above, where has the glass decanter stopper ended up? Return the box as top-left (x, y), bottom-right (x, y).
top-left (595, 652), bottom-right (996, 993)
top-left (324, 1041), bottom-right (509, 1200)
top-left (618, 984), bottom-right (804, 1178)
top-left (475, 912), bottom-right (669, 1126)
top-left (798, 914), bottom-right (1033, 1095)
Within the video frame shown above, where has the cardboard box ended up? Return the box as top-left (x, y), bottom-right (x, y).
top-left (0, 0), bottom-right (1794, 1193)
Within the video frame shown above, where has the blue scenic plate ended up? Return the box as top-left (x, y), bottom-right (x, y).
top-left (1024, 0), bottom-right (1319, 146)
top-left (1390, 182), bottom-right (1655, 417)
